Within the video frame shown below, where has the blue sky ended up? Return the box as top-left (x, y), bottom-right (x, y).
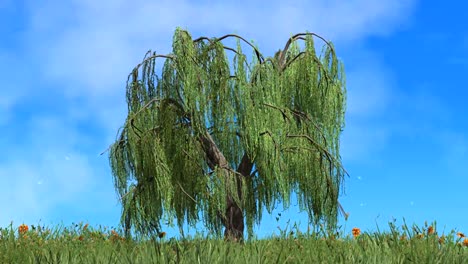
top-left (1, 0), bottom-right (467, 239)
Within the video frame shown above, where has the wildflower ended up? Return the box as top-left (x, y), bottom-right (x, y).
top-left (463, 239), bottom-right (468, 247)
top-left (427, 226), bottom-right (435, 235)
top-left (83, 223), bottom-right (89, 231)
top-left (158, 232), bottom-right (166, 239)
top-left (457, 232), bottom-right (465, 238)
top-left (18, 224), bottom-right (28, 235)
top-left (438, 236), bottom-right (445, 244)
top-left (400, 235), bottom-right (407, 241)
top-left (109, 230), bottom-right (123, 243)
top-left (416, 233), bottom-right (424, 239)
top-left (352, 228), bottom-right (360, 238)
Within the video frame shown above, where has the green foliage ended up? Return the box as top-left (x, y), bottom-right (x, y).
top-left (1, 221), bottom-right (467, 264)
top-left (109, 27), bottom-right (348, 239)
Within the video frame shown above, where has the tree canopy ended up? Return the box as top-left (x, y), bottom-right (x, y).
top-left (108, 28), bottom-right (348, 242)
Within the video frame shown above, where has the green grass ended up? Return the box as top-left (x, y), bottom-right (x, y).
top-left (1, 220), bottom-right (467, 263)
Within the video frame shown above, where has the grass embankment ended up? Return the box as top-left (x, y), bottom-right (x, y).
top-left (1, 221), bottom-right (467, 263)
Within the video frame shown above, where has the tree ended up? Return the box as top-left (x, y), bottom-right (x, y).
top-left (107, 27), bottom-right (348, 243)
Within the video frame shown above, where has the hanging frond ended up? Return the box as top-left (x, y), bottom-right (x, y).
top-left (108, 27), bottom-right (348, 240)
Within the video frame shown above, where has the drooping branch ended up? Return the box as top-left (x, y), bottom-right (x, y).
top-left (286, 133), bottom-right (349, 177)
top-left (193, 33), bottom-right (265, 64)
top-left (108, 28), bottom-right (348, 242)
top-left (277, 33), bottom-right (335, 70)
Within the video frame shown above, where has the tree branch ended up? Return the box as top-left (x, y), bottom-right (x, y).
top-left (286, 134), bottom-right (349, 177)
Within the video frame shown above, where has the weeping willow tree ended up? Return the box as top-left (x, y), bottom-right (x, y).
top-left (107, 27), bottom-right (348, 242)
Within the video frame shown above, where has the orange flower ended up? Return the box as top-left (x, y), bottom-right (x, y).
top-left (463, 239), bottom-right (468, 247)
top-left (427, 226), bottom-right (434, 235)
top-left (416, 233), bottom-right (424, 239)
top-left (400, 235), bottom-right (407, 241)
top-left (457, 232), bottom-right (465, 238)
top-left (83, 224), bottom-right (89, 231)
top-left (18, 224), bottom-right (28, 235)
top-left (108, 230), bottom-right (123, 242)
top-left (352, 228), bottom-right (360, 238)
top-left (438, 236), bottom-right (445, 244)
top-left (158, 232), bottom-right (166, 239)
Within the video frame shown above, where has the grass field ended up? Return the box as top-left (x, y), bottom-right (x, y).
top-left (1, 220), bottom-right (467, 263)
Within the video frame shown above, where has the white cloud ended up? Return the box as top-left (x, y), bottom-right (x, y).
top-left (21, 0), bottom-right (416, 97)
top-left (0, 152), bottom-right (97, 228)
top-left (345, 51), bottom-right (395, 119)
top-left (0, 0), bottom-right (418, 229)
top-left (339, 48), bottom-right (396, 163)
top-left (341, 122), bottom-right (390, 164)
top-left (0, 51), bottom-right (30, 126)
top-left (0, 115), bottom-right (98, 228)
top-left (16, 0), bottom-right (417, 144)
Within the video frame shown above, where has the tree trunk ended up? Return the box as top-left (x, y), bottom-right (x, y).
top-left (224, 195), bottom-right (244, 242)
top-left (224, 153), bottom-right (254, 242)
top-left (199, 133), bottom-right (253, 243)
